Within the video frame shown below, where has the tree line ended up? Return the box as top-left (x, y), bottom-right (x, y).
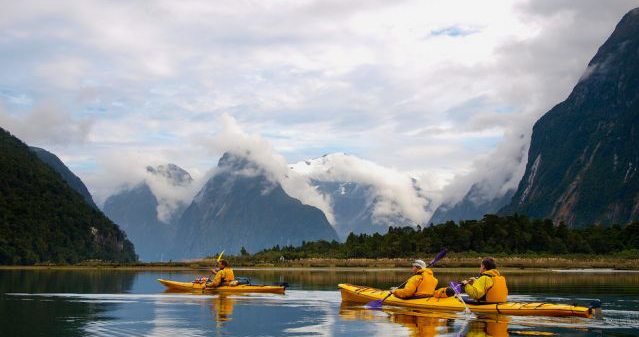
top-left (253, 214), bottom-right (639, 260)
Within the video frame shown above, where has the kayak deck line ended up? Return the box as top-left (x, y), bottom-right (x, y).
top-left (157, 279), bottom-right (286, 294)
top-left (338, 284), bottom-right (594, 318)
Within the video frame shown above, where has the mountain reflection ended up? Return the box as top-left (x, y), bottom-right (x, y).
top-left (0, 269), bottom-right (136, 337)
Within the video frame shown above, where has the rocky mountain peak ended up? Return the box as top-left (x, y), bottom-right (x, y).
top-left (146, 163), bottom-right (192, 186)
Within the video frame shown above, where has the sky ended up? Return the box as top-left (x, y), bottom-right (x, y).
top-left (1, 0), bottom-right (637, 216)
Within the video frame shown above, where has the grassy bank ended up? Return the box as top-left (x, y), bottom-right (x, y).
top-left (224, 253), bottom-right (639, 269)
top-left (2, 253), bottom-right (638, 270)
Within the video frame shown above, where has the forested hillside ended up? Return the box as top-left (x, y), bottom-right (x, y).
top-left (0, 128), bottom-right (137, 264)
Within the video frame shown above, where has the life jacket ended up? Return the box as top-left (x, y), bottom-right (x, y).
top-left (220, 268), bottom-right (235, 284)
top-left (414, 268), bottom-right (438, 296)
top-left (480, 269), bottom-right (508, 303)
top-left (212, 267), bottom-right (235, 286)
top-left (393, 268), bottom-right (438, 298)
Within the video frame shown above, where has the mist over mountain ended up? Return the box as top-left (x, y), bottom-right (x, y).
top-left (0, 127), bottom-right (136, 264)
top-left (172, 152), bottom-right (339, 258)
top-left (103, 164), bottom-right (192, 261)
top-left (501, 8), bottom-right (639, 226)
top-left (29, 146), bottom-right (98, 210)
top-left (291, 153), bottom-right (432, 239)
top-left (430, 183), bottom-right (515, 224)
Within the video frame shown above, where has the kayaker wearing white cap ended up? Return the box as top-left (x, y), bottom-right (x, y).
top-left (391, 259), bottom-right (438, 299)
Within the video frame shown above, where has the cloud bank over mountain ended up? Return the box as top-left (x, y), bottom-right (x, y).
top-left (2, 1), bottom-right (637, 217)
top-left (291, 153), bottom-right (432, 225)
top-left (196, 114), bottom-right (336, 224)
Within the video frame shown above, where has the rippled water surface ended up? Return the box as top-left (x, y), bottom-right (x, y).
top-left (1, 268), bottom-right (638, 336)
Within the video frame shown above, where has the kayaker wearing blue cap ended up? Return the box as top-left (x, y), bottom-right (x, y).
top-left (208, 259), bottom-right (235, 288)
top-left (391, 259), bottom-right (438, 299)
top-left (462, 257), bottom-right (508, 302)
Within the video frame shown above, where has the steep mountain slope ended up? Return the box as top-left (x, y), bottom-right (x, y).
top-left (29, 147), bottom-right (98, 210)
top-left (172, 153), bottom-right (339, 258)
top-left (0, 127), bottom-right (136, 264)
top-left (103, 164), bottom-right (191, 261)
top-left (430, 184), bottom-right (515, 224)
top-left (501, 8), bottom-right (639, 226)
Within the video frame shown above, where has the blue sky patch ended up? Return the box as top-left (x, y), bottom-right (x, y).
top-left (430, 26), bottom-right (479, 37)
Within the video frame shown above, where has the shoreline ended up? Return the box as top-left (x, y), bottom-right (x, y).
top-left (2, 255), bottom-right (638, 271)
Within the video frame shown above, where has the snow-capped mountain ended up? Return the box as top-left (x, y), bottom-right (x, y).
top-left (290, 153), bottom-right (432, 239)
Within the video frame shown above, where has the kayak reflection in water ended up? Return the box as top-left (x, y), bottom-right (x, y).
top-left (208, 259), bottom-right (236, 288)
top-left (391, 312), bottom-right (451, 337)
top-left (463, 316), bottom-right (510, 337)
top-left (340, 303), bottom-right (511, 337)
top-left (212, 295), bottom-right (235, 324)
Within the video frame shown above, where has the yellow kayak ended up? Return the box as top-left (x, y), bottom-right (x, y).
top-left (158, 279), bottom-right (286, 294)
top-left (339, 284), bottom-right (594, 318)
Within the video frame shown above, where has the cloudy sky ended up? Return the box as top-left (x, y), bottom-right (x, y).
top-left (1, 0), bottom-right (637, 210)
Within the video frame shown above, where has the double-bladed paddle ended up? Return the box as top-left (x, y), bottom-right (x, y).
top-left (365, 248), bottom-right (448, 309)
top-left (449, 281), bottom-right (471, 315)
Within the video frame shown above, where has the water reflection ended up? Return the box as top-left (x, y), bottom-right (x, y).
top-left (341, 303), bottom-right (518, 337)
top-left (1, 269), bottom-right (638, 337)
top-left (212, 295), bottom-right (235, 324)
top-left (465, 317), bottom-right (510, 337)
top-left (0, 269), bottom-right (136, 337)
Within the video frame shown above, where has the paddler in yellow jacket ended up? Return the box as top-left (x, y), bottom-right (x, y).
top-left (462, 257), bottom-right (508, 303)
top-left (391, 259), bottom-right (438, 299)
top-left (209, 259), bottom-right (235, 288)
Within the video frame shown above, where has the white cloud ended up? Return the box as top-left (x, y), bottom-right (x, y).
top-left (433, 0), bottom-right (638, 209)
top-left (291, 153), bottom-right (433, 225)
top-left (0, 100), bottom-right (93, 145)
top-left (1, 0), bottom-right (637, 220)
top-left (198, 113), bottom-right (336, 224)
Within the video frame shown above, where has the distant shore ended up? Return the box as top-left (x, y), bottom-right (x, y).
top-left (2, 254), bottom-right (638, 270)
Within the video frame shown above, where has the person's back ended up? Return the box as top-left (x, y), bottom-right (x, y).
top-left (463, 257), bottom-right (508, 302)
top-left (210, 260), bottom-right (235, 287)
top-left (393, 260), bottom-right (438, 299)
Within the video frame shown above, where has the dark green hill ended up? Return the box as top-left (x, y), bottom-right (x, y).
top-left (0, 127), bottom-right (136, 264)
top-left (501, 8), bottom-right (639, 226)
top-left (30, 146), bottom-right (99, 210)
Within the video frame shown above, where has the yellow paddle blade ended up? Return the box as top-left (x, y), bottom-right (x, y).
top-left (217, 250), bottom-right (225, 263)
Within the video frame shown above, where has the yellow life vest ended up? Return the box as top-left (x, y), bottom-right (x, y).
top-left (414, 269), bottom-right (438, 296)
top-left (481, 269), bottom-right (508, 302)
top-left (211, 268), bottom-right (235, 287)
top-left (393, 268), bottom-right (438, 298)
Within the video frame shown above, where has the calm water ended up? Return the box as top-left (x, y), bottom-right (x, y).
top-left (1, 268), bottom-right (638, 336)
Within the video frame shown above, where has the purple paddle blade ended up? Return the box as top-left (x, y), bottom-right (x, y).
top-left (428, 248), bottom-right (448, 267)
top-left (364, 299), bottom-right (383, 309)
top-left (448, 281), bottom-right (462, 295)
